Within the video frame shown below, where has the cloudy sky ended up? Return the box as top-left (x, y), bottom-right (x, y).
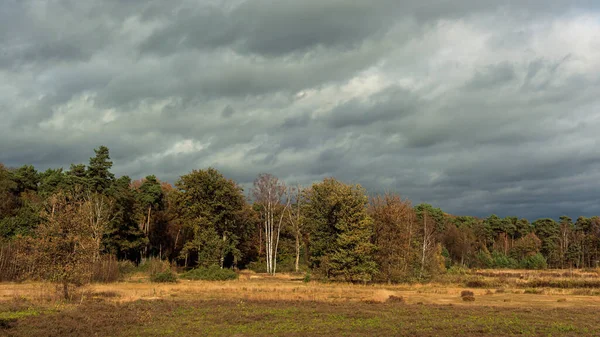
top-left (1, 1), bottom-right (600, 219)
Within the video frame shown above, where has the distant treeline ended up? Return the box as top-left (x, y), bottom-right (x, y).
top-left (1, 146), bottom-right (599, 284)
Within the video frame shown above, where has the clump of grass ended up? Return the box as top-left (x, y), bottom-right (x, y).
top-left (91, 291), bottom-right (120, 298)
top-left (180, 265), bottom-right (238, 281)
top-left (151, 270), bottom-right (178, 283)
top-left (557, 298), bottom-right (567, 302)
top-left (460, 290), bottom-right (475, 301)
top-left (495, 288), bottom-right (505, 294)
top-left (571, 289), bottom-right (600, 296)
top-left (460, 290), bottom-right (474, 297)
top-left (446, 265), bottom-right (469, 275)
top-left (386, 295), bottom-right (404, 303)
top-left (524, 278), bottom-right (600, 289)
top-left (523, 288), bottom-right (544, 295)
top-left (465, 279), bottom-right (489, 288)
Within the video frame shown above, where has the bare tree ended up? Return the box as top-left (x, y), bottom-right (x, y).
top-left (82, 192), bottom-right (114, 262)
top-left (252, 174), bottom-right (289, 275)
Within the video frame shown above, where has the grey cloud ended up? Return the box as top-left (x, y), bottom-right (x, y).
top-left (465, 63), bottom-right (516, 90)
top-left (222, 105), bottom-right (235, 118)
top-left (1, 0), bottom-right (600, 221)
top-left (325, 87), bottom-right (419, 129)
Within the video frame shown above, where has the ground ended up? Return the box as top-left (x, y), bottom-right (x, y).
top-left (1, 269), bottom-right (600, 336)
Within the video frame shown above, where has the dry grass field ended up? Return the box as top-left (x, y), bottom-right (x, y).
top-left (2, 269), bottom-right (600, 336)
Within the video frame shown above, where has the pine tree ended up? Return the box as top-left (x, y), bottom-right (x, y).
top-left (304, 178), bottom-right (377, 282)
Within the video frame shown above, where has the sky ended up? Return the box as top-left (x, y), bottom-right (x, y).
top-left (1, 0), bottom-right (600, 220)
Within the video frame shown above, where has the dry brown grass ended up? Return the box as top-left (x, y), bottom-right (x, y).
top-left (2, 269), bottom-right (600, 310)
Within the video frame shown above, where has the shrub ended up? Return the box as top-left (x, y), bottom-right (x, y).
top-left (462, 296), bottom-right (475, 302)
top-left (303, 272), bottom-right (311, 283)
top-left (460, 290), bottom-right (474, 297)
top-left (519, 253), bottom-right (547, 270)
top-left (139, 258), bottom-right (172, 276)
top-left (386, 295), bottom-right (404, 303)
top-left (151, 270), bottom-right (178, 283)
top-left (490, 251), bottom-right (518, 269)
top-left (246, 260), bottom-right (267, 273)
top-left (525, 279), bottom-right (600, 289)
top-left (118, 260), bottom-right (136, 276)
top-left (465, 278), bottom-right (488, 288)
top-left (446, 265), bottom-right (469, 275)
top-left (475, 251), bottom-right (493, 268)
top-left (180, 265), bottom-right (238, 281)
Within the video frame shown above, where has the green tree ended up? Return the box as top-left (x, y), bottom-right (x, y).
top-left (0, 164), bottom-right (17, 222)
top-left (11, 165), bottom-right (39, 193)
top-left (304, 178), bottom-right (377, 282)
top-left (38, 168), bottom-right (68, 197)
top-left (21, 192), bottom-right (96, 299)
top-left (87, 146), bottom-right (115, 193)
top-left (134, 175), bottom-right (164, 258)
top-left (104, 176), bottom-right (146, 261)
top-left (66, 164), bottom-right (88, 191)
top-left (175, 168), bottom-right (247, 268)
top-left (414, 204), bottom-right (445, 233)
top-left (533, 218), bottom-right (560, 267)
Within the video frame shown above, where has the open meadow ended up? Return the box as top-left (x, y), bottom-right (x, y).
top-left (2, 269), bottom-right (600, 336)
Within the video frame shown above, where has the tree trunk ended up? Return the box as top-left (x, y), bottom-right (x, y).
top-left (420, 212), bottom-right (427, 279)
top-left (220, 232), bottom-right (226, 269)
top-left (295, 232), bottom-right (300, 273)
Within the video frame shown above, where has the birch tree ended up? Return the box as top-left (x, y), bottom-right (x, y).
top-left (82, 191), bottom-right (114, 262)
top-left (252, 174), bottom-right (289, 275)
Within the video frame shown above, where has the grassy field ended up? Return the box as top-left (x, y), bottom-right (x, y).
top-left (2, 269), bottom-right (600, 336)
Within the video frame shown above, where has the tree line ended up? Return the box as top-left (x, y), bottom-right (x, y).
top-left (1, 146), bottom-right (599, 286)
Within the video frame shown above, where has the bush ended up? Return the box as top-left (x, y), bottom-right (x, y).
top-left (180, 265), bottom-right (238, 281)
top-left (462, 296), bottom-right (475, 302)
top-left (118, 260), bottom-right (136, 276)
top-left (303, 272), bottom-right (311, 283)
top-left (138, 258), bottom-right (172, 275)
top-left (386, 295), bottom-right (404, 303)
top-left (151, 270), bottom-right (178, 283)
top-left (465, 278), bottom-right (489, 288)
top-left (446, 265), bottom-right (469, 275)
top-left (490, 251), bottom-right (518, 269)
top-left (461, 290), bottom-right (474, 297)
top-left (519, 253), bottom-right (547, 270)
top-left (475, 251), bottom-right (493, 268)
top-left (246, 260), bottom-right (267, 273)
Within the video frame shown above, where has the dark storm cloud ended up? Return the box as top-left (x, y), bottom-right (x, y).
top-left (325, 87), bottom-right (419, 129)
top-left (1, 0), bottom-right (600, 220)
